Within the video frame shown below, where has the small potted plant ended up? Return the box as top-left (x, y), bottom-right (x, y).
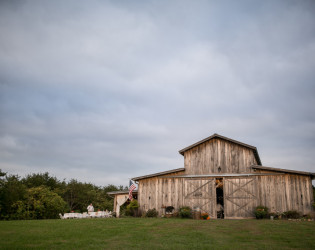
top-left (201, 212), bottom-right (210, 220)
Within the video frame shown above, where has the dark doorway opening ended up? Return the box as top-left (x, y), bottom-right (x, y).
top-left (216, 178), bottom-right (224, 219)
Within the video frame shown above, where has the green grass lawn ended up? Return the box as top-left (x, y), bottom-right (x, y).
top-left (0, 218), bottom-right (314, 249)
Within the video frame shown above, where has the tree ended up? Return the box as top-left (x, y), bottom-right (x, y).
top-left (0, 169), bottom-right (6, 215)
top-left (63, 179), bottom-right (98, 212)
top-left (0, 169), bottom-right (125, 219)
top-left (15, 186), bottom-right (67, 219)
top-left (22, 172), bottom-right (66, 197)
top-left (126, 199), bottom-right (139, 216)
top-left (0, 174), bottom-right (27, 219)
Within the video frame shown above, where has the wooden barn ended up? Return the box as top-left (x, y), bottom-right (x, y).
top-left (111, 134), bottom-right (314, 219)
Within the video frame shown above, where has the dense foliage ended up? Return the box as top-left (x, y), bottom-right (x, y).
top-left (179, 206), bottom-right (192, 218)
top-left (145, 208), bottom-right (158, 217)
top-left (282, 210), bottom-right (301, 219)
top-left (125, 199), bottom-right (139, 217)
top-left (0, 169), bottom-right (126, 220)
top-left (254, 206), bottom-right (269, 219)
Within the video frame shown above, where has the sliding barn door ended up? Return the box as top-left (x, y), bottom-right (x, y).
top-left (224, 177), bottom-right (258, 218)
top-left (184, 178), bottom-right (216, 218)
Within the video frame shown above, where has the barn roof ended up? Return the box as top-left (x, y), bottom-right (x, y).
top-left (252, 165), bottom-right (315, 178)
top-left (107, 190), bottom-right (138, 197)
top-left (178, 133), bottom-right (262, 165)
top-left (160, 173), bottom-right (284, 178)
top-left (132, 168), bottom-right (185, 181)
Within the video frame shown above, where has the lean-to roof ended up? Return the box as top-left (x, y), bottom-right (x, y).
top-left (132, 168), bottom-right (185, 181)
top-left (107, 190), bottom-right (138, 197)
top-left (251, 165), bottom-right (315, 178)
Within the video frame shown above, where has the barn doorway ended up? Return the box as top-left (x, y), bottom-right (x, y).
top-left (216, 178), bottom-right (224, 219)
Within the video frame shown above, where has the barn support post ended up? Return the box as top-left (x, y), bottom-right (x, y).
top-left (115, 194), bottom-right (128, 217)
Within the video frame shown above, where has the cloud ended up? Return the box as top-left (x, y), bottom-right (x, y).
top-left (0, 0), bottom-right (315, 185)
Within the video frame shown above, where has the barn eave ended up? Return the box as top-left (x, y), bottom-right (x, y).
top-left (251, 165), bottom-right (315, 178)
top-left (132, 168), bottom-right (185, 181)
top-left (107, 190), bottom-right (138, 198)
top-left (159, 173), bottom-right (284, 178)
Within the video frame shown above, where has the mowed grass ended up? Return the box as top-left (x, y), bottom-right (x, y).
top-left (0, 218), bottom-right (314, 249)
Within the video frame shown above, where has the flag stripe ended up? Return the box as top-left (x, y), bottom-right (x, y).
top-left (129, 180), bottom-right (136, 200)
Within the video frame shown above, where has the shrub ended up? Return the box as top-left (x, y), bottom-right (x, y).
top-left (179, 206), bottom-right (192, 218)
top-left (254, 206), bottom-right (268, 219)
top-left (201, 212), bottom-right (209, 220)
top-left (282, 210), bottom-right (301, 219)
top-left (126, 200), bottom-right (139, 217)
top-left (146, 208), bottom-right (158, 217)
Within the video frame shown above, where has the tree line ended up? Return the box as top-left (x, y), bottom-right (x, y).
top-left (0, 169), bottom-right (126, 220)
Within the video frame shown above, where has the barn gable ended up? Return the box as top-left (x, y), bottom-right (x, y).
top-left (179, 134), bottom-right (261, 175)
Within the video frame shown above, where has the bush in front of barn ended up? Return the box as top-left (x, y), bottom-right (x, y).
top-left (282, 210), bottom-right (301, 219)
top-left (179, 206), bottom-right (192, 218)
top-left (125, 200), bottom-right (140, 217)
top-left (254, 206), bottom-right (269, 219)
top-left (145, 208), bottom-right (158, 217)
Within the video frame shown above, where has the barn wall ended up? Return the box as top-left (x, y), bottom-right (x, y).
top-left (138, 171), bottom-right (185, 215)
top-left (138, 176), bottom-right (217, 217)
top-left (138, 173), bottom-right (314, 217)
top-left (184, 139), bottom-right (257, 175)
top-left (255, 171), bottom-right (313, 215)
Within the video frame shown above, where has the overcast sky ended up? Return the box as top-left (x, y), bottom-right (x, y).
top-left (0, 0), bottom-right (315, 186)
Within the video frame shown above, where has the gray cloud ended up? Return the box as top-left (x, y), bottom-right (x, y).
top-left (1, 0), bottom-right (315, 185)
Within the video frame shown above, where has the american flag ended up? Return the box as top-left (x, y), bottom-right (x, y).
top-left (129, 180), bottom-right (136, 200)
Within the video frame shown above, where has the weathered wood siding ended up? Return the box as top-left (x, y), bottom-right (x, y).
top-left (138, 176), bottom-right (217, 216)
top-left (138, 171), bottom-right (185, 215)
top-left (255, 171), bottom-right (313, 214)
top-left (224, 177), bottom-right (258, 219)
top-left (184, 178), bottom-right (216, 217)
top-left (184, 139), bottom-right (257, 175)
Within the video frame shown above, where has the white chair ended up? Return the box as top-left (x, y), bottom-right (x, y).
top-left (63, 213), bottom-right (71, 219)
top-left (76, 213), bottom-right (83, 219)
top-left (82, 212), bottom-right (89, 218)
